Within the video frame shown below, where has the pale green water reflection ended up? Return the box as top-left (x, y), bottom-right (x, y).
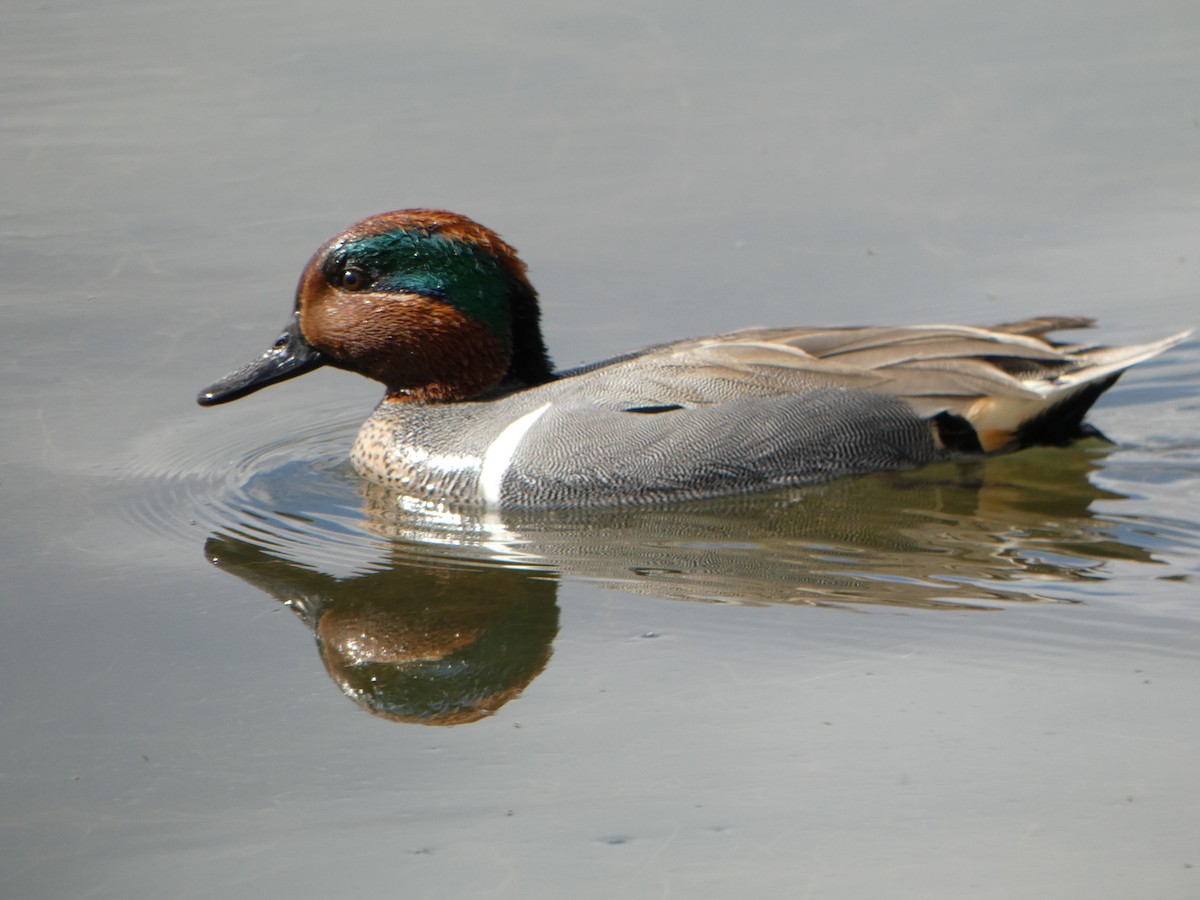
top-left (203, 442), bottom-right (1181, 725)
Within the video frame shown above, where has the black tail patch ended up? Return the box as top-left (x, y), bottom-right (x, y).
top-left (1015, 373), bottom-right (1121, 448)
top-left (932, 373), bottom-right (1121, 456)
top-left (932, 411), bottom-right (984, 454)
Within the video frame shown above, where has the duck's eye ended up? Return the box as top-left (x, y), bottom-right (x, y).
top-left (340, 266), bottom-right (369, 291)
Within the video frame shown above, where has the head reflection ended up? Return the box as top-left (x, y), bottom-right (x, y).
top-left (204, 534), bottom-right (558, 725)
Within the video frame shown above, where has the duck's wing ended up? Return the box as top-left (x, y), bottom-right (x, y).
top-left (569, 318), bottom-right (1191, 453)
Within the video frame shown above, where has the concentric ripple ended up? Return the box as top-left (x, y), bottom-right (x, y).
top-left (124, 402), bottom-right (395, 576)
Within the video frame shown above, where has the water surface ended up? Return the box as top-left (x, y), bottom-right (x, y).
top-left (3, 2), bottom-right (1199, 898)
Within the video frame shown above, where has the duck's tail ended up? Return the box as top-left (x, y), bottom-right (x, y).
top-left (936, 327), bottom-right (1192, 454)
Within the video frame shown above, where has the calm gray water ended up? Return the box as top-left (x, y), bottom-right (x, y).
top-left (3, 2), bottom-right (1199, 898)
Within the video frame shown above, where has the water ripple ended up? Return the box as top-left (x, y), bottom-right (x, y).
top-left (123, 403), bottom-right (392, 576)
top-left (122, 393), bottom-right (1200, 612)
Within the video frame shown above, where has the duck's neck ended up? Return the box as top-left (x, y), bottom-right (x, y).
top-left (377, 280), bottom-right (555, 405)
top-left (502, 266), bottom-right (555, 387)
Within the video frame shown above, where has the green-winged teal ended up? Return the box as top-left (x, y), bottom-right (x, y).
top-left (199, 210), bottom-right (1189, 508)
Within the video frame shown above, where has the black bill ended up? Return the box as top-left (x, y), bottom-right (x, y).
top-left (197, 312), bottom-right (327, 406)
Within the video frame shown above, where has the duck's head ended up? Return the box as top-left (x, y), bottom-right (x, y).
top-left (198, 210), bottom-right (554, 406)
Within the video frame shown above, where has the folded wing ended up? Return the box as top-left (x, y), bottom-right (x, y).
top-left (576, 317), bottom-right (1191, 453)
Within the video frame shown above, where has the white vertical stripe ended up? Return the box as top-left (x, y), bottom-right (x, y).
top-left (479, 403), bottom-right (552, 506)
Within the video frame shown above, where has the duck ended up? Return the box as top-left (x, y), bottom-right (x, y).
top-left (198, 209), bottom-right (1189, 508)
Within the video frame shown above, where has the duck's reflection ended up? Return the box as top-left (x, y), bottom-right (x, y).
top-left (357, 444), bottom-right (1151, 609)
top-left (204, 534), bottom-right (559, 725)
top-left (205, 443), bottom-right (1157, 725)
